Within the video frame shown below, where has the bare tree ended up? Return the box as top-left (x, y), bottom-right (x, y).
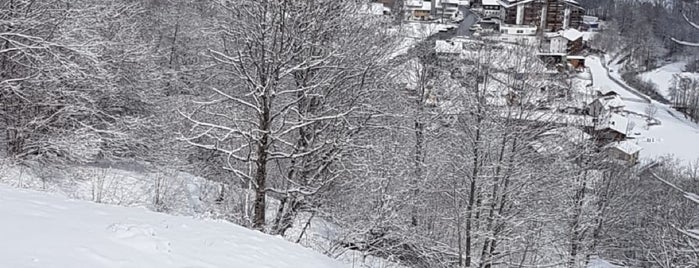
top-left (180, 0), bottom-right (395, 231)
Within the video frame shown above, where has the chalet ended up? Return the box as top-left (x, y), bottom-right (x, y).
top-left (435, 0), bottom-right (460, 19)
top-left (604, 140), bottom-right (642, 166)
top-left (545, 32), bottom-right (568, 54)
top-left (405, 0), bottom-right (432, 20)
top-left (499, 0), bottom-right (584, 32)
top-left (567, 55), bottom-right (585, 69)
top-left (561, 28), bottom-right (583, 54)
top-left (594, 111), bottom-right (629, 142)
top-left (581, 15), bottom-right (600, 31)
top-left (540, 28), bottom-right (582, 56)
top-left (588, 95), bottom-right (624, 117)
top-left (482, 0), bottom-right (503, 18)
top-left (405, 0), bottom-right (459, 20)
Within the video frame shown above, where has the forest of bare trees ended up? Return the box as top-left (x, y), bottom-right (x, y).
top-left (1, 0), bottom-right (698, 267)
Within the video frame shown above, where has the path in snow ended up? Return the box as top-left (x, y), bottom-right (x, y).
top-left (587, 56), bottom-right (699, 163)
top-left (0, 185), bottom-right (348, 268)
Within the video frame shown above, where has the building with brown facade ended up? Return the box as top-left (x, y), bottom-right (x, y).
top-left (499, 0), bottom-right (584, 32)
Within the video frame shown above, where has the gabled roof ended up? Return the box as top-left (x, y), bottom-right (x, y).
top-left (482, 0), bottom-right (500, 6)
top-left (606, 140), bottom-right (642, 155)
top-left (405, 0), bottom-right (432, 10)
top-left (591, 95), bottom-right (625, 109)
top-left (562, 28), bottom-right (583, 41)
top-left (603, 96), bottom-right (625, 109)
top-left (595, 87), bottom-right (618, 96)
top-left (595, 112), bottom-right (629, 135)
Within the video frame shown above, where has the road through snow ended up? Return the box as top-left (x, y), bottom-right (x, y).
top-left (587, 56), bottom-right (699, 163)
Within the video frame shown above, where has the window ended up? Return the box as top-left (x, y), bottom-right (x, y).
top-left (516, 30), bottom-right (523, 34)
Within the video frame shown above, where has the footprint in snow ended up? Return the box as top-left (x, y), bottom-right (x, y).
top-left (106, 223), bottom-right (172, 253)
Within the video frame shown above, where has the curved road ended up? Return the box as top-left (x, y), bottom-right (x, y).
top-left (454, 6), bottom-right (478, 37)
top-left (586, 55), bottom-right (699, 163)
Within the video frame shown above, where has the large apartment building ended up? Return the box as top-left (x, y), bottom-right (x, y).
top-left (499, 0), bottom-right (584, 32)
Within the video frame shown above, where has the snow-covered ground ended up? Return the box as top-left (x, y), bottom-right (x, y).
top-left (587, 258), bottom-right (622, 268)
top-left (638, 61), bottom-right (699, 99)
top-left (391, 22), bottom-right (451, 58)
top-left (587, 56), bottom-right (699, 163)
top-left (0, 162), bottom-right (404, 268)
top-left (0, 184), bottom-right (348, 268)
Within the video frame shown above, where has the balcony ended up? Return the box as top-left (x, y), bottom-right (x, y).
top-left (500, 24), bottom-right (537, 35)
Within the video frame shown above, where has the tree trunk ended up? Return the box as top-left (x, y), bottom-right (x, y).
top-left (569, 169), bottom-right (589, 268)
top-left (253, 98), bottom-right (271, 231)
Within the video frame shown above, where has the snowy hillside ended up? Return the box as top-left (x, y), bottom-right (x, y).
top-left (0, 185), bottom-right (348, 268)
top-left (638, 61), bottom-right (699, 100)
top-left (588, 56), bottom-right (699, 163)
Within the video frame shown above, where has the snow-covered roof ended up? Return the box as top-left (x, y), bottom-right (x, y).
top-left (405, 0), bottom-right (432, 10)
top-left (603, 95), bottom-right (624, 109)
top-left (595, 87), bottom-right (617, 96)
top-left (595, 112), bottom-right (629, 134)
top-left (582, 15), bottom-right (599, 23)
top-left (562, 28), bottom-right (583, 41)
top-left (435, 40), bottom-right (462, 54)
top-left (362, 3), bottom-right (386, 15)
top-left (606, 140), bottom-right (642, 155)
top-left (591, 95), bottom-right (625, 110)
top-left (543, 32), bottom-right (560, 38)
top-left (498, 0), bottom-right (535, 7)
top-left (482, 0), bottom-right (500, 6)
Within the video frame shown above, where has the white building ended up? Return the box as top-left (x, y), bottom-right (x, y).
top-left (435, 0), bottom-right (460, 19)
top-left (405, 0), bottom-right (460, 20)
top-left (405, 0), bottom-right (433, 20)
top-left (499, 24), bottom-right (537, 36)
top-left (481, 0), bottom-right (504, 19)
top-left (543, 28), bottom-right (583, 54)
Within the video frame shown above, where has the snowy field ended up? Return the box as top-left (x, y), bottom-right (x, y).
top-left (588, 56), bottom-right (699, 163)
top-left (638, 61), bottom-right (699, 99)
top-left (0, 184), bottom-right (348, 268)
top-left (0, 163), bottom-right (404, 268)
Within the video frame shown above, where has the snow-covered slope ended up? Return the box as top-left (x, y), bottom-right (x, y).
top-left (638, 61), bottom-right (699, 99)
top-left (0, 184), bottom-right (348, 268)
top-left (588, 56), bottom-right (699, 163)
